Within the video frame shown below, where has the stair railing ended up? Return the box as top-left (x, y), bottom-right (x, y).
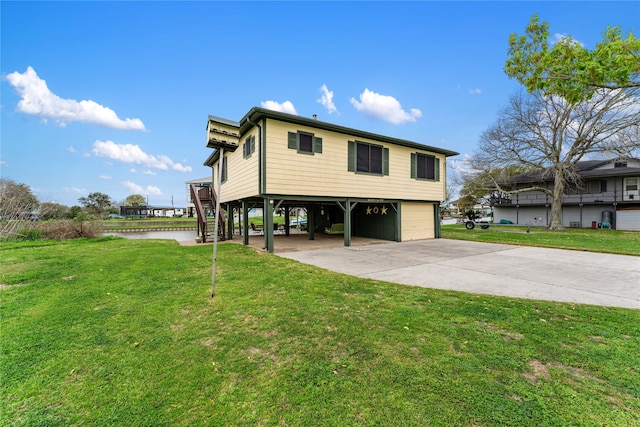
top-left (190, 184), bottom-right (208, 242)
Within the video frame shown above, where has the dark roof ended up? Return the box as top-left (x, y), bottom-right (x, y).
top-left (207, 115), bottom-right (240, 128)
top-left (504, 159), bottom-right (640, 184)
top-left (241, 107), bottom-right (459, 156)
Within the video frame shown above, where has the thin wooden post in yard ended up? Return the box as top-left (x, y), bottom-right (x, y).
top-left (211, 148), bottom-right (224, 298)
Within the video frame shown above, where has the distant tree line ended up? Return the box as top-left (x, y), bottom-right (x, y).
top-left (0, 179), bottom-right (147, 240)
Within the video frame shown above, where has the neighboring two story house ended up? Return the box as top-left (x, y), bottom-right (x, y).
top-left (491, 159), bottom-right (640, 230)
top-left (200, 107), bottom-right (458, 252)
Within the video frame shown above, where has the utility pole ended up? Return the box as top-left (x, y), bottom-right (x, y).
top-left (211, 148), bottom-right (224, 298)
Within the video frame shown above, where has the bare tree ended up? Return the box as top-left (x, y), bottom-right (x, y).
top-left (0, 179), bottom-right (40, 238)
top-left (470, 88), bottom-right (640, 230)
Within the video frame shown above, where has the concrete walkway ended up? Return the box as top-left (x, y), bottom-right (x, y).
top-left (279, 239), bottom-right (640, 309)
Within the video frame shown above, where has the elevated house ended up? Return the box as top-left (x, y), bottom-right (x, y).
top-left (192, 107), bottom-right (458, 251)
top-left (491, 158), bottom-right (640, 230)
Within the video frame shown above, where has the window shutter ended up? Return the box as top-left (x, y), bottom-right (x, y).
top-left (348, 141), bottom-right (355, 172)
top-left (251, 135), bottom-right (256, 154)
top-left (411, 153), bottom-right (417, 179)
top-left (383, 147), bottom-right (389, 176)
top-left (288, 132), bottom-right (297, 150)
top-left (601, 179), bottom-right (607, 193)
top-left (242, 141), bottom-right (247, 159)
top-left (314, 137), bottom-right (322, 154)
top-left (435, 157), bottom-right (440, 182)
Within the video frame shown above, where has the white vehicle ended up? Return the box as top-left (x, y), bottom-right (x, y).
top-left (465, 217), bottom-right (492, 230)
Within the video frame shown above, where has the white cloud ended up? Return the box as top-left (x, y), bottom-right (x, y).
top-left (99, 175), bottom-right (112, 180)
top-left (261, 100), bottom-right (297, 115)
top-left (468, 88), bottom-right (482, 95)
top-left (130, 168), bottom-right (137, 173)
top-left (317, 84), bottom-right (338, 114)
top-left (550, 33), bottom-right (584, 47)
top-left (92, 140), bottom-right (192, 172)
top-left (171, 163), bottom-right (192, 172)
top-left (65, 186), bottom-right (87, 195)
top-left (143, 170), bottom-right (157, 175)
top-left (5, 66), bottom-right (145, 130)
top-left (68, 146), bottom-right (77, 153)
top-left (349, 89), bottom-right (422, 124)
top-left (123, 181), bottom-right (163, 196)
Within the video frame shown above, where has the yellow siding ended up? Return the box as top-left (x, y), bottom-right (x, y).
top-left (216, 129), bottom-right (260, 204)
top-left (265, 119), bottom-right (445, 201)
top-left (401, 202), bottom-right (435, 241)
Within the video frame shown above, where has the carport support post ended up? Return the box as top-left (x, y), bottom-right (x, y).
top-left (284, 206), bottom-right (290, 236)
top-left (308, 205), bottom-right (315, 240)
top-left (343, 199), bottom-right (352, 247)
top-left (242, 200), bottom-right (249, 246)
top-left (264, 198), bottom-right (274, 253)
top-left (226, 203), bottom-right (233, 240)
top-left (434, 203), bottom-right (441, 238)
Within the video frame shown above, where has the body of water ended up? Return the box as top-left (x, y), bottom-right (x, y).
top-left (104, 229), bottom-right (265, 242)
top-left (104, 230), bottom-right (198, 242)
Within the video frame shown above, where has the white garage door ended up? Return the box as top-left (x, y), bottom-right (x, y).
top-left (617, 210), bottom-right (640, 231)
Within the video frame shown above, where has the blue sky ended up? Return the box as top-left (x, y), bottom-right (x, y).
top-left (2, 1), bottom-right (638, 207)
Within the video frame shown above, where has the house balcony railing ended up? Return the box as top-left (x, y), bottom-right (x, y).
top-left (491, 191), bottom-right (634, 206)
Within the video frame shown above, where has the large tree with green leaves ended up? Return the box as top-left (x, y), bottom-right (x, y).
top-left (39, 202), bottom-right (71, 220)
top-left (505, 14), bottom-right (640, 104)
top-left (124, 194), bottom-right (146, 206)
top-left (78, 192), bottom-right (113, 217)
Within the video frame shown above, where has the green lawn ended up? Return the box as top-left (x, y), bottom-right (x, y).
top-left (1, 238), bottom-right (639, 426)
top-left (442, 224), bottom-right (640, 256)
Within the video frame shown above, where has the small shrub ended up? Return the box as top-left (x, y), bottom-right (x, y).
top-left (15, 227), bottom-right (42, 241)
top-left (40, 219), bottom-right (101, 240)
top-left (1, 220), bottom-right (102, 241)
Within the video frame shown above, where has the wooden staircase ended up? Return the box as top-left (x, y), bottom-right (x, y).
top-left (190, 184), bottom-right (225, 243)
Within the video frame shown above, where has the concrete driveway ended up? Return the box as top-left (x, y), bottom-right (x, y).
top-left (279, 239), bottom-right (640, 309)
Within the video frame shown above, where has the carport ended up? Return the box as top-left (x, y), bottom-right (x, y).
top-left (221, 196), bottom-right (404, 253)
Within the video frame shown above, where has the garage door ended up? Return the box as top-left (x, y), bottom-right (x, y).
top-left (401, 202), bottom-right (434, 241)
top-left (617, 210), bottom-right (640, 231)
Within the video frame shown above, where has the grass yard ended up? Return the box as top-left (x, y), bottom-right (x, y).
top-left (1, 237), bottom-right (639, 426)
top-left (442, 224), bottom-right (640, 256)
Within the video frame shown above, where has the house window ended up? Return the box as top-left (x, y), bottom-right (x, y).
top-left (411, 153), bottom-right (440, 181)
top-left (347, 141), bottom-right (389, 175)
top-left (564, 182), bottom-right (582, 195)
top-left (624, 177), bottom-right (638, 200)
top-left (243, 135), bottom-right (255, 158)
top-left (588, 180), bottom-right (606, 194)
top-left (288, 131), bottom-right (322, 154)
top-left (220, 156), bottom-right (228, 183)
